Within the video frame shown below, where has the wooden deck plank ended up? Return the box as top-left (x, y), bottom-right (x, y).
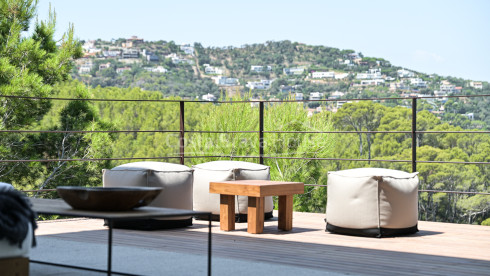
top-left (35, 212), bottom-right (490, 276)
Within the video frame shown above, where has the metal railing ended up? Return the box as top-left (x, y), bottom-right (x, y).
top-left (1, 94), bottom-right (490, 196)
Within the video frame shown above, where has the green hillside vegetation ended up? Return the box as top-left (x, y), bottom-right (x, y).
top-left (73, 39), bottom-right (489, 130)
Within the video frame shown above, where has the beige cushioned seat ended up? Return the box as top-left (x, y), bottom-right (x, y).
top-left (326, 168), bottom-right (419, 237)
top-left (192, 161), bottom-right (273, 220)
top-left (103, 162), bottom-right (193, 229)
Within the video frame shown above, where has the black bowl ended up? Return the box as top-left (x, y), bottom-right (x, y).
top-left (56, 186), bottom-right (163, 211)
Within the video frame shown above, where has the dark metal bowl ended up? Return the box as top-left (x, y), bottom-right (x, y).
top-left (56, 186), bottom-right (163, 211)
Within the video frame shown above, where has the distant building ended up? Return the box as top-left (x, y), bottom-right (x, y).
top-left (165, 53), bottom-right (193, 64)
top-left (360, 79), bottom-right (385, 86)
top-left (142, 50), bottom-right (159, 62)
top-left (123, 36), bottom-right (144, 48)
top-left (78, 64), bottom-right (92, 74)
top-left (440, 84), bottom-right (457, 93)
top-left (283, 67), bottom-right (305, 75)
top-left (309, 92), bottom-right (323, 101)
top-left (410, 78), bottom-right (427, 88)
top-left (295, 93), bottom-right (304, 101)
top-left (251, 65), bottom-right (272, 73)
top-left (334, 73), bottom-right (349, 80)
top-left (246, 79), bottom-right (274, 90)
top-left (102, 50), bottom-right (121, 58)
top-left (212, 76), bottom-right (239, 86)
top-left (397, 69), bottom-right (415, 78)
top-left (356, 68), bottom-right (382, 79)
top-left (144, 66), bottom-right (167, 73)
top-left (99, 62), bottom-right (111, 70)
top-left (121, 49), bottom-right (139, 59)
top-left (203, 64), bottom-right (223, 75)
top-left (469, 81), bottom-right (483, 89)
top-left (329, 91), bottom-right (345, 99)
top-left (180, 44), bottom-right (194, 56)
top-left (311, 71), bottom-right (335, 79)
top-left (389, 82), bottom-right (410, 91)
top-left (202, 93), bottom-right (216, 101)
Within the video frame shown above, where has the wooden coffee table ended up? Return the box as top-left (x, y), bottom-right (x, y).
top-left (209, 180), bottom-right (304, 234)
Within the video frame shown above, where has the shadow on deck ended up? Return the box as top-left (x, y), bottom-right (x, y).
top-left (31, 211), bottom-right (490, 276)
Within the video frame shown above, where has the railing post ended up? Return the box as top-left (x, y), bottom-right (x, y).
top-left (179, 101), bottom-right (185, 165)
top-left (411, 97), bottom-right (417, 173)
top-left (259, 101), bottom-right (264, 165)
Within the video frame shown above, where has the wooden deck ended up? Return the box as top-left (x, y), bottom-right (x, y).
top-left (34, 211), bottom-right (490, 275)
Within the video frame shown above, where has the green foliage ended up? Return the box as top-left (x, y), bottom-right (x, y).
top-left (0, 0), bottom-right (110, 193)
top-left (187, 96), bottom-right (337, 212)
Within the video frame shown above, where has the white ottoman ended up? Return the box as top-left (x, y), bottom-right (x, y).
top-left (326, 168), bottom-right (419, 237)
top-left (103, 161), bottom-right (193, 229)
top-left (192, 161), bottom-right (274, 221)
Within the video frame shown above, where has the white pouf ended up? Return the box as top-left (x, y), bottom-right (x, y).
top-left (192, 161), bottom-right (273, 220)
top-left (326, 168), bottom-right (419, 237)
top-left (103, 161), bottom-right (193, 229)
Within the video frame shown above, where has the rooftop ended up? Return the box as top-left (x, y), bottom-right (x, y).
top-left (31, 211), bottom-right (490, 275)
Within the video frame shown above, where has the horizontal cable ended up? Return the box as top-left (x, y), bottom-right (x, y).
top-left (2, 94), bottom-right (490, 104)
top-left (20, 187), bottom-right (490, 196)
top-left (186, 130), bottom-right (259, 134)
top-left (263, 156), bottom-right (411, 163)
top-left (1, 129), bottom-right (489, 135)
top-left (0, 156), bottom-right (181, 163)
top-left (302, 185), bottom-right (490, 195)
top-left (0, 130), bottom-right (180, 134)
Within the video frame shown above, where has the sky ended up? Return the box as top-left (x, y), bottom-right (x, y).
top-left (35, 0), bottom-right (490, 82)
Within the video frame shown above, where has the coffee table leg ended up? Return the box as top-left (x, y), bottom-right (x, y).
top-left (220, 194), bottom-right (235, 231)
top-left (278, 195), bottom-right (294, 231)
top-left (248, 196), bottom-right (264, 234)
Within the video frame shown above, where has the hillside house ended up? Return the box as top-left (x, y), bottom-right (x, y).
top-left (121, 49), bottom-right (139, 59)
top-left (329, 91), bottom-right (345, 99)
top-left (180, 44), bottom-right (194, 56)
top-left (142, 50), bottom-right (159, 62)
top-left (78, 64), bottom-right (92, 74)
top-left (99, 62), bottom-right (111, 70)
top-left (144, 66), bottom-right (167, 73)
top-left (246, 79), bottom-right (274, 90)
top-left (166, 53), bottom-right (193, 65)
top-left (103, 50), bottom-right (121, 58)
top-left (469, 81), bottom-right (483, 89)
top-left (311, 71), bottom-right (335, 79)
top-left (309, 92), bottom-right (324, 101)
top-left (202, 93), bottom-right (216, 101)
top-left (283, 67), bottom-right (305, 75)
top-left (360, 79), bottom-right (385, 86)
top-left (440, 84), bottom-right (457, 93)
top-left (123, 36), bottom-right (144, 48)
top-left (295, 93), bottom-right (304, 101)
top-left (203, 64), bottom-right (223, 75)
top-left (410, 78), bottom-right (428, 88)
top-left (389, 82), bottom-right (410, 91)
top-left (397, 69), bottom-right (415, 78)
top-left (356, 68), bottom-right (381, 79)
top-left (213, 76), bottom-right (239, 86)
top-left (334, 73), bottom-right (349, 80)
top-left (251, 65), bottom-right (272, 73)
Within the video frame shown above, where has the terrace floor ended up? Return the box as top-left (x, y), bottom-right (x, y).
top-left (30, 211), bottom-right (490, 276)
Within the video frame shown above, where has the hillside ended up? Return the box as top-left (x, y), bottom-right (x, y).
top-left (73, 38), bottom-right (489, 129)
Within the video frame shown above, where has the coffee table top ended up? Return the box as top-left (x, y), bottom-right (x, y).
top-left (209, 180), bottom-right (304, 197)
top-left (30, 198), bottom-right (210, 220)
